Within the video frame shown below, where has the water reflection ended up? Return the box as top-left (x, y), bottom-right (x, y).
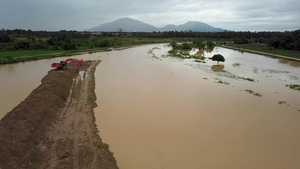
top-left (211, 65), bottom-right (225, 72)
top-left (279, 59), bottom-right (300, 67)
top-left (206, 47), bottom-right (214, 53)
top-left (190, 47), bottom-right (214, 58)
top-left (0, 63), bottom-right (17, 73)
top-left (196, 49), bottom-right (204, 58)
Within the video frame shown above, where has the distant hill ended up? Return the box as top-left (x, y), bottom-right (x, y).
top-left (87, 18), bottom-right (227, 32)
top-left (88, 18), bottom-right (157, 32)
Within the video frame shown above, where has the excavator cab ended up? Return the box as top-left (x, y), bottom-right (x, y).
top-left (51, 59), bottom-right (83, 70)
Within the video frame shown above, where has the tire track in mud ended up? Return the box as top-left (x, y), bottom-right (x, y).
top-left (41, 60), bottom-right (118, 169)
top-left (0, 60), bottom-right (118, 169)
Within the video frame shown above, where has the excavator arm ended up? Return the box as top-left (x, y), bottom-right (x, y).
top-left (51, 59), bottom-right (83, 70)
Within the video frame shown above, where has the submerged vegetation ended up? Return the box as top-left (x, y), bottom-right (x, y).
top-left (245, 89), bottom-right (262, 97)
top-left (217, 70), bottom-right (256, 82)
top-left (278, 101), bottom-right (287, 105)
top-left (286, 84), bottom-right (300, 91)
top-left (215, 79), bottom-right (230, 85)
top-left (168, 39), bottom-right (215, 59)
top-left (242, 77), bottom-right (255, 82)
top-left (232, 63), bottom-right (241, 67)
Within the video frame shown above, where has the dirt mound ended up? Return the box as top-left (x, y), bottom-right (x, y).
top-left (0, 61), bottom-right (118, 169)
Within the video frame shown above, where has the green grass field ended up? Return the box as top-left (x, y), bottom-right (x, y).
top-left (0, 50), bottom-right (67, 64)
top-left (0, 50), bottom-right (65, 58)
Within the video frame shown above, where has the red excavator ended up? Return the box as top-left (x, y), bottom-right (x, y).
top-left (51, 59), bottom-right (83, 70)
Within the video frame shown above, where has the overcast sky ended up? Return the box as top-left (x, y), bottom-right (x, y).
top-left (1, 0), bottom-right (299, 31)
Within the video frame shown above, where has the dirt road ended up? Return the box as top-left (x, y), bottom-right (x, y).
top-left (0, 60), bottom-right (118, 169)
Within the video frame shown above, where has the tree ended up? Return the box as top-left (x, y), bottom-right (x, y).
top-left (61, 41), bottom-right (76, 50)
top-left (30, 40), bottom-right (48, 50)
top-left (170, 41), bottom-right (177, 49)
top-left (13, 39), bottom-right (30, 50)
top-left (194, 38), bottom-right (206, 49)
top-left (233, 36), bottom-right (249, 44)
top-left (0, 31), bottom-right (11, 43)
top-left (206, 40), bottom-right (215, 49)
top-left (181, 42), bottom-right (191, 49)
top-left (211, 54), bottom-right (225, 65)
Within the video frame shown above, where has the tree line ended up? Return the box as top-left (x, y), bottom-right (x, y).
top-left (0, 29), bottom-right (126, 51)
top-left (133, 30), bottom-right (300, 51)
top-left (1, 29), bottom-right (300, 51)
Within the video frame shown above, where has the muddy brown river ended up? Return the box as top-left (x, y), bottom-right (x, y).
top-left (1, 44), bottom-right (300, 169)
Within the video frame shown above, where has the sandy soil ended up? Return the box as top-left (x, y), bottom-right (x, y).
top-left (0, 60), bottom-right (118, 169)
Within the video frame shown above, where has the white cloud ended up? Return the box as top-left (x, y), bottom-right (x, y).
top-left (0, 0), bottom-right (299, 31)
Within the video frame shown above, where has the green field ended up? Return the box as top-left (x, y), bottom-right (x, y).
top-left (0, 50), bottom-right (68, 64)
top-left (0, 50), bottom-right (65, 58)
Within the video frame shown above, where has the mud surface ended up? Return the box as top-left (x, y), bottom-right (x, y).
top-left (0, 61), bottom-right (118, 169)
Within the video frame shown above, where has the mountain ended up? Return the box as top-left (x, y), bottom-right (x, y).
top-left (87, 18), bottom-right (227, 32)
top-left (159, 24), bottom-right (178, 31)
top-left (176, 21), bottom-right (225, 32)
top-left (88, 18), bottom-right (157, 32)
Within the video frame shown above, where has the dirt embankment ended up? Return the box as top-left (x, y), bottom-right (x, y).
top-left (0, 60), bottom-right (118, 169)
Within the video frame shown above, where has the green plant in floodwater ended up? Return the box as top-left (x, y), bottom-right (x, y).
top-left (278, 101), bottom-right (287, 105)
top-left (194, 59), bottom-right (206, 63)
top-left (253, 93), bottom-right (262, 97)
top-left (245, 89), bottom-right (254, 94)
top-left (286, 84), bottom-right (300, 91)
top-left (216, 80), bottom-right (230, 85)
top-left (168, 49), bottom-right (190, 59)
top-left (232, 63), bottom-right (241, 67)
top-left (289, 75), bottom-right (299, 80)
top-left (217, 70), bottom-right (256, 82)
top-left (169, 41), bottom-right (178, 49)
top-left (242, 77), bottom-right (255, 82)
top-left (245, 89), bottom-right (262, 97)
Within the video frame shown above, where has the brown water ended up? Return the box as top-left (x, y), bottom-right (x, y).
top-left (94, 44), bottom-right (300, 169)
top-left (1, 44), bottom-right (300, 169)
top-left (0, 59), bottom-right (55, 116)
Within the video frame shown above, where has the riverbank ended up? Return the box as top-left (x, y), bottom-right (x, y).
top-left (0, 60), bottom-right (118, 169)
top-left (0, 48), bottom-right (108, 64)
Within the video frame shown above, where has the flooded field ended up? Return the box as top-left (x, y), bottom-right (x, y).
top-left (93, 44), bottom-right (300, 169)
top-left (1, 44), bottom-right (300, 169)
